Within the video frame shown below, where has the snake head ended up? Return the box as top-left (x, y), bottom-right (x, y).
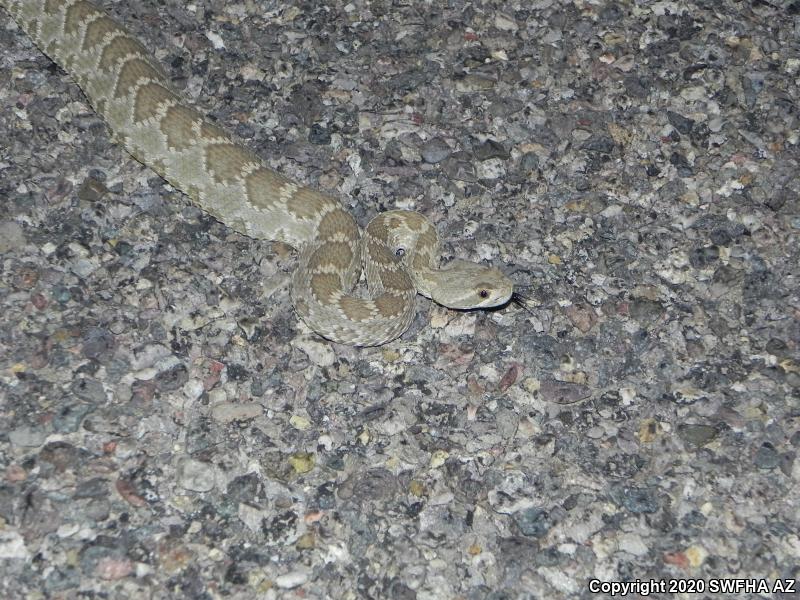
top-left (428, 259), bottom-right (514, 309)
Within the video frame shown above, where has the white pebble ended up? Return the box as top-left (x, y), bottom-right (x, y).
top-left (274, 570), bottom-right (309, 589)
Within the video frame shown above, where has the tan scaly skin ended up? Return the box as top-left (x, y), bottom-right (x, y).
top-left (1, 0), bottom-right (514, 345)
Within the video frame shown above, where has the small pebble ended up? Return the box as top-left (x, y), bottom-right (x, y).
top-left (177, 458), bottom-right (217, 492)
top-left (274, 570), bottom-right (309, 589)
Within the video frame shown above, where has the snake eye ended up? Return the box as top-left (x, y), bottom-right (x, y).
top-left (479, 289), bottom-right (489, 299)
top-left (395, 247), bottom-right (405, 257)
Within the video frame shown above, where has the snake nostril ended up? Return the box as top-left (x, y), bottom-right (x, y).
top-left (479, 289), bottom-right (489, 299)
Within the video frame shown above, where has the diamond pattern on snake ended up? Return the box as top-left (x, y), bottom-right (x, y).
top-left (1, 0), bottom-right (514, 345)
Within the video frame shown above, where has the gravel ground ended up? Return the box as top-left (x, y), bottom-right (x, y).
top-left (1, 0), bottom-right (799, 598)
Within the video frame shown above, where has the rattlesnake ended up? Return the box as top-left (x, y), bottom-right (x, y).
top-left (1, 0), bottom-right (513, 345)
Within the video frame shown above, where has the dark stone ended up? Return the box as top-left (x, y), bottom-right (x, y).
top-left (689, 245), bottom-right (719, 268)
top-left (709, 228), bottom-right (732, 246)
top-left (790, 431), bottom-right (800, 447)
top-left (539, 379), bottom-right (591, 404)
top-left (765, 338), bottom-right (788, 356)
top-left (286, 83), bottom-right (324, 126)
top-left (690, 122), bottom-right (710, 145)
top-left (43, 567), bottom-right (81, 593)
top-left (420, 137), bottom-right (452, 164)
top-left (743, 269), bottom-right (774, 301)
top-left (315, 481), bottom-right (336, 510)
top-left (513, 507), bottom-right (554, 538)
top-left (261, 510), bottom-right (298, 543)
top-left (77, 176), bottom-right (108, 203)
top-left (82, 328), bottom-right (115, 361)
top-left (384, 578), bottom-right (417, 600)
top-left (224, 562), bottom-right (248, 585)
top-left (225, 473), bottom-right (262, 505)
top-left (113, 240), bottom-right (134, 257)
top-left (308, 123), bottom-right (331, 145)
top-left (474, 139), bottom-right (510, 161)
top-left (624, 74), bottom-right (651, 98)
top-left (669, 151), bottom-right (693, 176)
top-left (754, 442), bottom-right (780, 470)
top-left (226, 363), bottom-right (248, 381)
top-left (78, 536), bottom-right (130, 576)
top-left (647, 38), bottom-right (680, 55)
top-left (765, 188), bottom-right (797, 212)
top-left (337, 468), bottom-right (400, 502)
top-left (73, 477), bottom-right (109, 499)
top-left (384, 139), bottom-right (403, 163)
top-left (629, 298), bottom-right (664, 324)
top-left (519, 152), bottom-right (539, 173)
top-left (53, 401), bottom-right (95, 433)
top-left (441, 154), bottom-right (477, 182)
top-left (608, 484), bottom-right (659, 514)
top-left (603, 453), bottom-right (647, 478)
top-left (497, 536), bottom-right (540, 574)
top-left (155, 364), bottom-right (188, 391)
top-left (39, 442), bottom-right (90, 473)
top-left (677, 423), bottom-right (719, 448)
top-left (70, 377), bottom-right (106, 403)
top-left (713, 264), bottom-right (739, 285)
top-left (582, 134), bottom-right (616, 154)
top-left (667, 111), bottom-right (695, 134)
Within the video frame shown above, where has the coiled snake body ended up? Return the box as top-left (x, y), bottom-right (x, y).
top-left (1, 0), bottom-right (513, 345)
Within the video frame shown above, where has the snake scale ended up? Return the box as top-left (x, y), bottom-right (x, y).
top-left (1, 0), bottom-right (513, 345)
